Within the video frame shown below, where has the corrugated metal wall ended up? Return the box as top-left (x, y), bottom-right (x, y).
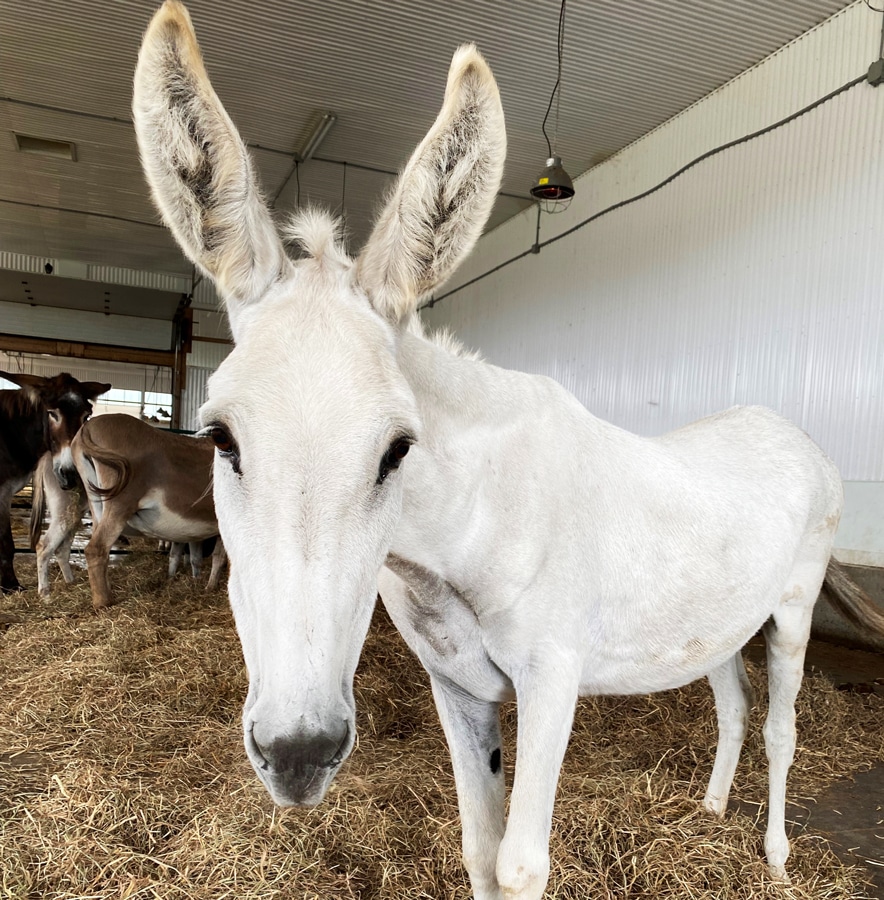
top-left (423, 2), bottom-right (884, 485)
top-left (180, 366), bottom-right (213, 432)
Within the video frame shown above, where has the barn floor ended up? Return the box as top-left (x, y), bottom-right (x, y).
top-left (3, 509), bottom-right (884, 898)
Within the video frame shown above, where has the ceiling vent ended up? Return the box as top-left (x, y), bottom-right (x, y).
top-left (14, 133), bottom-right (77, 161)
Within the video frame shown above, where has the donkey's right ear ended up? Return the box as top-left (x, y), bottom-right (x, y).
top-left (0, 371), bottom-right (45, 401)
top-left (133, 1), bottom-right (288, 338)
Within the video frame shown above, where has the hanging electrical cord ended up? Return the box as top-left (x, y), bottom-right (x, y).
top-left (423, 71), bottom-right (867, 310)
top-left (541, 0), bottom-right (567, 159)
top-left (531, 0), bottom-right (574, 206)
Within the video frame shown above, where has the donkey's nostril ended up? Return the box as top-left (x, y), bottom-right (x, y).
top-left (245, 721), bottom-right (270, 770)
top-left (329, 722), bottom-right (350, 766)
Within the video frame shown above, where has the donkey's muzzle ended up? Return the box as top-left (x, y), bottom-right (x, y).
top-left (247, 720), bottom-right (351, 807)
top-left (54, 465), bottom-right (77, 492)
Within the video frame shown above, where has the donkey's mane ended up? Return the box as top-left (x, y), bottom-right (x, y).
top-left (282, 209), bottom-right (481, 362)
top-left (406, 315), bottom-right (483, 362)
top-left (282, 208), bottom-right (350, 267)
top-left (0, 387), bottom-right (40, 422)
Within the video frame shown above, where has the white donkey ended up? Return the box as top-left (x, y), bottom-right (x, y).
top-left (133, 5), bottom-right (884, 897)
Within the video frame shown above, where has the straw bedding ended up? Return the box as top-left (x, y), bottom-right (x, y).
top-left (0, 548), bottom-right (880, 899)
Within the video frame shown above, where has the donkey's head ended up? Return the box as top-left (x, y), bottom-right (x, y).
top-left (1, 371), bottom-right (110, 488)
top-left (134, 0), bottom-right (505, 807)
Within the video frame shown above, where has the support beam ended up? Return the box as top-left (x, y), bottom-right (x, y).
top-left (0, 332), bottom-right (174, 367)
top-left (191, 335), bottom-right (232, 345)
top-left (170, 303), bottom-right (193, 430)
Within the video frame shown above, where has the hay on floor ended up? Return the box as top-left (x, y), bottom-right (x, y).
top-left (0, 548), bottom-right (881, 899)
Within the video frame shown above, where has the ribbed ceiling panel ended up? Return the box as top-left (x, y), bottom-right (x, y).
top-left (0, 0), bottom-right (856, 284)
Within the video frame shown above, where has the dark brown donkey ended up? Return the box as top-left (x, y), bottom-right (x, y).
top-left (0, 371), bottom-right (110, 592)
top-left (59, 414), bottom-right (222, 610)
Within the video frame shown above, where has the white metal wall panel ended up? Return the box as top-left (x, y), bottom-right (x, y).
top-left (0, 351), bottom-right (172, 394)
top-left (0, 252), bottom-right (56, 274)
top-left (0, 252), bottom-right (190, 293)
top-left (87, 266), bottom-right (189, 293)
top-left (0, 299), bottom-right (172, 350)
top-left (191, 279), bottom-right (222, 311)
top-left (424, 3), bottom-right (884, 485)
top-left (180, 367), bottom-right (213, 432)
top-left (187, 340), bottom-right (231, 370)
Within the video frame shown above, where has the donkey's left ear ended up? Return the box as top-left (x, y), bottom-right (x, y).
top-left (356, 44), bottom-right (506, 323)
top-left (82, 382), bottom-right (112, 400)
top-left (133, 1), bottom-right (288, 336)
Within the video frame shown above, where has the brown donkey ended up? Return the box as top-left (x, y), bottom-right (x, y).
top-left (59, 414), bottom-right (224, 610)
top-left (0, 371), bottom-right (109, 591)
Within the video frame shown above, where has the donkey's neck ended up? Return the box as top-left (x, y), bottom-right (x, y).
top-left (0, 391), bottom-right (49, 476)
top-left (397, 329), bottom-right (535, 435)
top-left (392, 328), bottom-right (588, 591)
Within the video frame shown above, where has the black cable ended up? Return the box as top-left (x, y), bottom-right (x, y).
top-left (424, 72), bottom-right (867, 310)
top-left (341, 161), bottom-right (347, 218)
top-left (540, 0), bottom-right (567, 159)
top-left (0, 197), bottom-right (164, 228)
top-left (877, 0), bottom-right (884, 59)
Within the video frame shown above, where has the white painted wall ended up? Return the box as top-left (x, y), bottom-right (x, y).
top-left (423, 2), bottom-right (884, 563)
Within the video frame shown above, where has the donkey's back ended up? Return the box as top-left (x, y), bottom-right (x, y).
top-left (564, 403), bottom-right (841, 695)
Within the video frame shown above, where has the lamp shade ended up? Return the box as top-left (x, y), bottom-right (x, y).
top-left (530, 156), bottom-right (574, 201)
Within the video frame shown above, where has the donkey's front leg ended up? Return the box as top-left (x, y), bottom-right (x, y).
top-left (0, 483), bottom-right (23, 592)
top-left (496, 662), bottom-right (580, 900)
top-left (206, 538), bottom-right (227, 591)
top-left (36, 513), bottom-right (78, 594)
top-left (188, 540), bottom-right (203, 579)
top-left (430, 675), bottom-right (506, 900)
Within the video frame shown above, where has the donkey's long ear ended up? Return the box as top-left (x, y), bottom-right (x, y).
top-left (0, 371), bottom-right (45, 401)
top-left (357, 45), bottom-right (506, 323)
top-left (0, 371), bottom-right (45, 391)
top-left (81, 382), bottom-right (112, 400)
top-left (133, 1), bottom-right (288, 336)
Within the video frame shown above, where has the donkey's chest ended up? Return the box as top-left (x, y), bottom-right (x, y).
top-left (380, 558), bottom-right (515, 704)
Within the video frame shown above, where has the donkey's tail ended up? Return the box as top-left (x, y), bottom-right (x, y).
top-left (28, 458), bottom-right (47, 550)
top-left (822, 558), bottom-right (884, 636)
top-left (79, 426), bottom-right (132, 501)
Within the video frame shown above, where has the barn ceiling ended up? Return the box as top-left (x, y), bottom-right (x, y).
top-left (0, 0), bottom-right (853, 330)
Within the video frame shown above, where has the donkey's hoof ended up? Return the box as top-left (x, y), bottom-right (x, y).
top-left (702, 794), bottom-right (727, 818)
top-left (768, 865), bottom-right (790, 884)
top-left (92, 599), bottom-right (115, 613)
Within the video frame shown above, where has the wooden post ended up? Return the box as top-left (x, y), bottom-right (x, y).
top-left (170, 300), bottom-right (193, 430)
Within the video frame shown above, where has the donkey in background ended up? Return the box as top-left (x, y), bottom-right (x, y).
top-left (0, 371), bottom-right (109, 592)
top-left (29, 451), bottom-right (88, 594)
top-left (57, 413), bottom-right (225, 610)
top-left (30, 451), bottom-right (221, 596)
top-left (134, 4), bottom-right (884, 898)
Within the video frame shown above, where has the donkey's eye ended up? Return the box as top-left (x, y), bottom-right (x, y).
top-left (206, 425), bottom-right (243, 475)
top-left (210, 426), bottom-right (234, 453)
top-left (377, 437), bottom-right (412, 485)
